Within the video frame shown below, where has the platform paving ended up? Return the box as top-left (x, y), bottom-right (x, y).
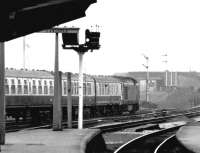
top-left (1, 128), bottom-right (101, 153)
top-left (176, 122), bottom-right (200, 153)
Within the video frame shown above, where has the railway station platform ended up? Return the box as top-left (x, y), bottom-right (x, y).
top-left (176, 121), bottom-right (200, 153)
top-left (1, 128), bottom-right (106, 153)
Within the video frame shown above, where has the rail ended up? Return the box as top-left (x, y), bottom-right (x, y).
top-left (154, 134), bottom-right (193, 153)
top-left (114, 126), bottom-right (181, 153)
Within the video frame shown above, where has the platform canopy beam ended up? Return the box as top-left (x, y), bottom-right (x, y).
top-left (0, 0), bottom-right (96, 42)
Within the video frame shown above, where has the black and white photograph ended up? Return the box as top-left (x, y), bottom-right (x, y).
top-left (1, 0), bottom-right (200, 152)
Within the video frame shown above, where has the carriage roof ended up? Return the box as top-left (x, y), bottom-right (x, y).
top-left (5, 69), bottom-right (53, 79)
top-left (5, 69), bottom-right (137, 84)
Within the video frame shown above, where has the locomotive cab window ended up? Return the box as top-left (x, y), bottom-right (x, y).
top-left (124, 86), bottom-right (128, 100)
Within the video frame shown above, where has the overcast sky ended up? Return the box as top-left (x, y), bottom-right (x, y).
top-left (5, 0), bottom-right (200, 75)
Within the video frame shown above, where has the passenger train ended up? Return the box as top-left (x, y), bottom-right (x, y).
top-left (5, 68), bottom-right (140, 123)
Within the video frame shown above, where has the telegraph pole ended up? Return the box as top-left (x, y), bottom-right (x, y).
top-left (142, 54), bottom-right (149, 103)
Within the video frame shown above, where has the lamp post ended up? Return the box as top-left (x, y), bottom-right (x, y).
top-left (142, 54), bottom-right (149, 103)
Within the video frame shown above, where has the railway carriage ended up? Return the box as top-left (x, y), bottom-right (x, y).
top-left (5, 68), bottom-right (140, 123)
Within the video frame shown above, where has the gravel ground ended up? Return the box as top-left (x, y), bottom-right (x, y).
top-left (102, 130), bottom-right (142, 151)
top-left (102, 124), bottom-right (161, 152)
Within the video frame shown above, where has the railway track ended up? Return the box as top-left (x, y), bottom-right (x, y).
top-left (4, 111), bottom-right (163, 132)
top-left (114, 126), bottom-right (181, 153)
top-left (92, 114), bottom-right (188, 133)
top-left (6, 110), bottom-right (200, 133)
top-left (154, 135), bottom-right (192, 153)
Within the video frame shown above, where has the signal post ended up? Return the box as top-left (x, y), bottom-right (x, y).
top-left (41, 27), bottom-right (100, 129)
top-left (142, 54), bottom-right (150, 103)
top-left (62, 27), bottom-right (100, 129)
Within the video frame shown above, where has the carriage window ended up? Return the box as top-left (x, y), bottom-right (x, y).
top-left (75, 82), bottom-right (78, 95)
top-left (105, 84), bottom-right (109, 95)
top-left (87, 83), bottom-right (92, 95)
top-left (113, 85), bottom-right (116, 95)
top-left (38, 80), bottom-right (42, 94)
top-left (99, 83), bottom-right (102, 95)
top-left (29, 82), bottom-right (31, 93)
top-left (113, 85), bottom-right (115, 95)
top-left (102, 84), bottom-right (105, 95)
top-left (114, 84), bottom-right (119, 95)
top-left (17, 79), bottom-right (22, 94)
top-left (98, 83), bottom-right (101, 95)
top-left (23, 80), bottom-right (28, 94)
top-left (32, 80), bottom-right (37, 94)
top-left (109, 84), bottom-right (111, 95)
top-left (118, 85), bottom-right (121, 95)
top-left (44, 80), bottom-right (48, 95)
top-left (74, 82), bottom-right (77, 95)
top-left (83, 83), bottom-right (86, 95)
top-left (117, 85), bottom-right (120, 96)
top-left (11, 79), bottom-right (16, 94)
top-left (72, 82), bottom-right (75, 95)
top-left (5, 79), bottom-right (9, 94)
top-left (63, 81), bottom-right (67, 95)
top-left (115, 84), bottom-right (118, 95)
top-left (49, 81), bottom-right (54, 95)
top-left (96, 83), bottom-right (100, 96)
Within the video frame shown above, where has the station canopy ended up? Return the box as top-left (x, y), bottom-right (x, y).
top-left (0, 0), bottom-right (96, 42)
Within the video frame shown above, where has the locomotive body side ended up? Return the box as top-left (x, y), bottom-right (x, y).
top-left (91, 76), bottom-right (123, 116)
top-left (115, 76), bottom-right (140, 113)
